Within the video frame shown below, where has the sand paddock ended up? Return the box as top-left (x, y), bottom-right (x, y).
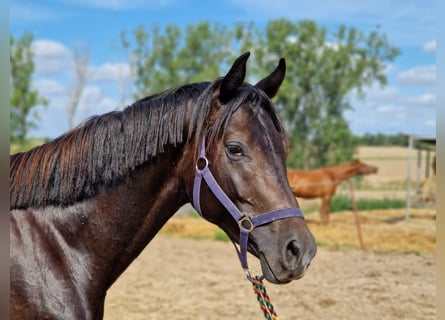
top-left (104, 209), bottom-right (436, 320)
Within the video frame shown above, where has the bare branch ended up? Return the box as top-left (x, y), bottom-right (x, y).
top-left (66, 45), bottom-right (90, 130)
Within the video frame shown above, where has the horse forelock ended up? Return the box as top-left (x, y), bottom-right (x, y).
top-left (10, 80), bottom-right (284, 210)
top-left (201, 83), bottom-right (284, 152)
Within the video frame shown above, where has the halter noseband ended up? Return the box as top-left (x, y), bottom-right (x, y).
top-left (192, 136), bottom-right (304, 271)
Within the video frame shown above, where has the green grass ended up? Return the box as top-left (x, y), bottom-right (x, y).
top-left (214, 229), bottom-right (230, 242)
top-left (330, 195), bottom-right (406, 213)
top-left (10, 138), bottom-right (49, 154)
top-left (301, 203), bottom-right (321, 214)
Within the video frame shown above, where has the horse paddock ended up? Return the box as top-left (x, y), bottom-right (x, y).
top-left (104, 208), bottom-right (436, 320)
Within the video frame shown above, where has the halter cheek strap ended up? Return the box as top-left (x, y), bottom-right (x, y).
top-left (192, 137), bottom-right (304, 270)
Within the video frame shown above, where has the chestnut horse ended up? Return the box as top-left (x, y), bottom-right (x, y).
top-left (287, 160), bottom-right (378, 224)
top-left (10, 53), bottom-right (316, 319)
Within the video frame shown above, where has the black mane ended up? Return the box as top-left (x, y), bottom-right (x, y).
top-left (10, 80), bottom-right (282, 209)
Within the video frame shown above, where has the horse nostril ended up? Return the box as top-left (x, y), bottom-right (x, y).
top-left (287, 240), bottom-right (300, 255)
top-left (286, 240), bottom-right (302, 267)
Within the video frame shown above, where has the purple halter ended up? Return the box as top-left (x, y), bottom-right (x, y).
top-left (192, 137), bottom-right (304, 270)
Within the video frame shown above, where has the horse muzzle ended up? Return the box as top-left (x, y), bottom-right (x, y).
top-left (254, 223), bottom-right (317, 284)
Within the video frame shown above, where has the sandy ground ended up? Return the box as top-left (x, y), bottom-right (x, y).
top-left (103, 146), bottom-right (436, 319)
top-left (161, 209), bottom-right (436, 253)
top-left (104, 235), bottom-right (435, 320)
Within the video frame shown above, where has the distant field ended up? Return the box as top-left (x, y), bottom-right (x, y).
top-left (354, 146), bottom-right (433, 187)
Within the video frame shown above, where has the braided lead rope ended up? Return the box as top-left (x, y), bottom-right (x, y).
top-left (247, 274), bottom-right (280, 320)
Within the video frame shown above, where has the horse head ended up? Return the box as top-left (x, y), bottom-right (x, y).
top-left (352, 159), bottom-right (379, 176)
top-left (188, 53), bottom-right (316, 284)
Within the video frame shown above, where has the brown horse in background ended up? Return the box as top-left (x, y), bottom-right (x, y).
top-left (287, 160), bottom-right (378, 224)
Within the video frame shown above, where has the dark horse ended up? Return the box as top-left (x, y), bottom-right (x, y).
top-left (10, 52), bottom-right (316, 319)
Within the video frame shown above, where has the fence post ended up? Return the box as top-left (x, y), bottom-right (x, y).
top-left (405, 135), bottom-right (413, 220)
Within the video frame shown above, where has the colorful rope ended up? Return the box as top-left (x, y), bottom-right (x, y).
top-left (248, 274), bottom-right (280, 320)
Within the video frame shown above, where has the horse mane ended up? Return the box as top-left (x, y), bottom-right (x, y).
top-left (10, 80), bottom-right (282, 210)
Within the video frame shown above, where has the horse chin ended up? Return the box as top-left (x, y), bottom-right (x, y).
top-left (259, 253), bottom-right (292, 285)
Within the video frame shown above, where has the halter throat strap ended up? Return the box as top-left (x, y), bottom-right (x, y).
top-left (192, 137), bottom-right (304, 270)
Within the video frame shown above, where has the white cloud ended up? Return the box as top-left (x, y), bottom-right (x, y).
top-left (347, 81), bottom-right (435, 135)
top-left (31, 83), bottom-right (119, 136)
top-left (375, 105), bottom-right (394, 113)
top-left (33, 40), bottom-right (71, 58)
top-left (89, 63), bottom-right (131, 82)
top-left (358, 84), bottom-right (435, 109)
top-left (347, 98), bottom-right (434, 136)
top-left (32, 40), bottom-right (132, 83)
top-left (78, 86), bottom-right (119, 117)
top-left (423, 40), bottom-right (436, 53)
top-left (401, 93), bottom-right (436, 107)
top-left (397, 65), bottom-right (436, 86)
top-left (362, 85), bottom-right (399, 102)
top-left (79, 86), bottom-right (105, 110)
top-left (32, 39), bottom-right (72, 75)
top-left (33, 79), bottom-right (67, 96)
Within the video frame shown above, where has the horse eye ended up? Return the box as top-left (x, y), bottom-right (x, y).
top-left (226, 144), bottom-right (243, 156)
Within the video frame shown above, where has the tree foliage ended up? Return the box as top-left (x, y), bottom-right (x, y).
top-left (360, 132), bottom-right (408, 146)
top-left (251, 19), bottom-right (400, 169)
top-left (121, 22), bottom-right (235, 97)
top-left (10, 31), bottom-right (48, 144)
top-left (121, 20), bottom-right (399, 169)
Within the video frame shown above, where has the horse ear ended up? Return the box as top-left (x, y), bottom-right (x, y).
top-left (255, 58), bottom-right (286, 99)
top-left (219, 52), bottom-right (250, 103)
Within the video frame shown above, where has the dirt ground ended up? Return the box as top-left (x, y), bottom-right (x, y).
top-left (160, 208), bottom-right (436, 253)
top-left (104, 209), bottom-right (436, 320)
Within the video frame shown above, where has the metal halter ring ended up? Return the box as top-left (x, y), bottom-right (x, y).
top-left (238, 215), bottom-right (254, 232)
top-left (196, 157), bottom-right (208, 171)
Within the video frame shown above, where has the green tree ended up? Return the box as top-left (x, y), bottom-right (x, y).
top-left (10, 32), bottom-right (48, 144)
top-left (359, 132), bottom-right (408, 147)
top-left (121, 20), bottom-right (399, 170)
top-left (251, 19), bottom-right (400, 169)
top-left (121, 22), bottom-right (234, 98)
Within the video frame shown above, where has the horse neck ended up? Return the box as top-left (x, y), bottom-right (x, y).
top-left (79, 147), bottom-right (195, 290)
top-left (10, 150), bottom-right (194, 316)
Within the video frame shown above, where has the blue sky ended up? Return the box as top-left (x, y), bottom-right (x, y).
top-left (10, 0), bottom-right (436, 138)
